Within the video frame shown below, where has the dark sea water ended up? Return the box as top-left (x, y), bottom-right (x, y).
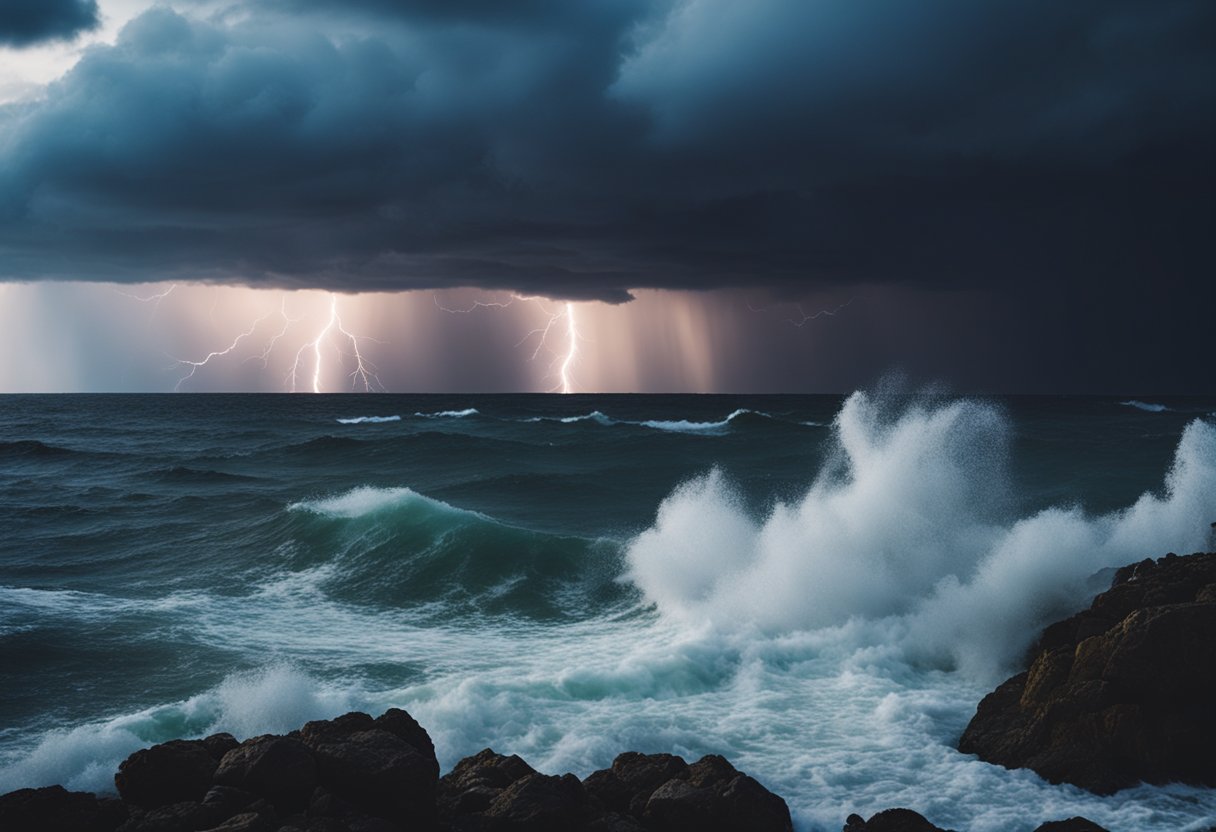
top-left (1, 393), bottom-right (1215, 831)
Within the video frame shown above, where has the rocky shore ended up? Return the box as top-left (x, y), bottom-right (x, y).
top-left (959, 551), bottom-right (1216, 794)
top-left (4, 552), bottom-right (1214, 832)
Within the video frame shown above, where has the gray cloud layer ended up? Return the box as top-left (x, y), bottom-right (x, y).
top-left (0, 0), bottom-right (1212, 305)
top-left (0, 0), bottom-right (99, 47)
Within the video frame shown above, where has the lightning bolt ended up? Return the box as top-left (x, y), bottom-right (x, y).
top-left (433, 291), bottom-right (582, 392)
top-left (515, 299), bottom-right (579, 393)
top-left (748, 297), bottom-right (855, 327)
top-left (172, 314), bottom-right (270, 392)
top-left (288, 294), bottom-right (385, 393)
top-left (250, 296), bottom-right (300, 368)
top-left (112, 283), bottom-right (177, 307)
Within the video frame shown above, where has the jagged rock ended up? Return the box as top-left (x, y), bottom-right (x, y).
top-left (0, 784), bottom-right (127, 832)
top-left (301, 712), bottom-right (438, 825)
top-left (438, 748), bottom-right (537, 817)
top-left (1032, 819), bottom-right (1110, 832)
top-left (197, 811), bottom-right (274, 832)
top-left (842, 808), bottom-right (952, 831)
top-left (959, 551), bottom-right (1216, 794)
top-left (115, 740), bottom-right (224, 807)
top-left (116, 799), bottom-right (223, 832)
top-left (583, 751), bottom-right (792, 832)
top-left (202, 734), bottom-right (241, 761)
top-left (480, 772), bottom-right (591, 831)
top-left (213, 735), bottom-right (318, 811)
top-left (583, 752), bottom-right (688, 817)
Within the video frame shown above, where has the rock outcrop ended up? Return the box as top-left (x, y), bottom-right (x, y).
top-left (0, 710), bottom-right (792, 832)
top-left (959, 551), bottom-right (1216, 794)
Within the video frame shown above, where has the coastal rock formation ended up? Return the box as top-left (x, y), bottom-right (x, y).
top-left (0, 710), bottom-right (792, 832)
top-left (959, 551), bottom-right (1216, 794)
top-left (842, 807), bottom-right (954, 831)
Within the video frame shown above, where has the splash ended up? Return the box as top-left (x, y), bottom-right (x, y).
top-left (626, 392), bottom-right (1216, 679)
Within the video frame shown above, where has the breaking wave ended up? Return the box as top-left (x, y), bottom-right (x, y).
top-left (627, 392), bottom-right (1216, 680)
top-left (1120, 400), bottom-right (1172, 413)
top-left (336, 415), bottom-right (402, 424)
top-left (414, 408), bottom-right (479, 419)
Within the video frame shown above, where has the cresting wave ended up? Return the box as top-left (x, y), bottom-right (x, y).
top-left (414, 408), bottom-right (479, 419)
top-left (523, 408), bottom-right (818, 433)
top-left (336, 415), bottom-right (402, 424)
top-left (627, 392), bottom-right (1216, 680)
top-left (1120, 400), bottom-right (1172, 413)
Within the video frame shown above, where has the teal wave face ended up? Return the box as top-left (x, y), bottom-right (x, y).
top-left (284, 486), bottom-right (632, 620)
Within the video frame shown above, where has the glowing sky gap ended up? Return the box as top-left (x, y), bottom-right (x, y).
top-left (111, 284), bottom-right (177, 306)
top-left (172, 314), bottom-right (270, 391)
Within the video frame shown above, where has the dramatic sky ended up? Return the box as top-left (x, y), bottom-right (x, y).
top-left (0, 0), bottom-right (1212, 392)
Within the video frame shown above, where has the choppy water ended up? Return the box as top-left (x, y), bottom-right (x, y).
top-left (1, 392), bottom-right (1215, 831)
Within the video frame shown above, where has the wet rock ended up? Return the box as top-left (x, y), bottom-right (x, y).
top-left (197, 811), bottom-right (274, 832)
top-left (0, 784), bottom-right (127, 832)
top-left (481, 772), bottom-right (591, 831)
top-left (115, 740), bottom-right (222, 807)
top-left (1032, 819), bottom-right (1110, 832)
top-left (202, 734), bottom-right (240, 761)
top-left (583, 752), bottom-right (687, 817)
top-left (959, 551), bottom-right (1216, 794)
top-left (301, 714), bottom-right (437, 826)
top-left (213, 735), bottom-right (318, 811)
top-left (439, 748), bottom-right (537, 817)
top-left (643, 755), bottom-right (792, 832)
top-left (116, 800), bottom-right (222, 832)
top-left (842, 808), bottom-right (952, 831)
top-left (583, 751), bottom-right (791, 832)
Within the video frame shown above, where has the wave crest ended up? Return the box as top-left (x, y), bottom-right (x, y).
top-left (626, 391), bottom-right (1216, 680)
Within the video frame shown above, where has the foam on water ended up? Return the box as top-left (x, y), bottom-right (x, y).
top-left (288, 485), bottom-right (472, 522)
top-left (414, 408), bottom-right (479, 419)
top-left (640, 408), bottom-right (768, 433)
top-left (0, 666), bottom-right (357, 795)
top-left (1120, 400), bottom-right (1171, 413)
top-left (627, 392), bottom-right (1216, 680)
top-left (336, 415), bottom-right (402, 424)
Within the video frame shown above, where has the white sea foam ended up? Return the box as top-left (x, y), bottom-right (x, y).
top-left (414, 408), bottom-right (479, 419)
top-left (627, 392), bottom-right (1216, 680)
top-left (336, 415), bottom-right (401, 424)
top-left (0, 665), bottom-right (356, 795)
top-left (640, 408), bottom-right (765, 433)
top-left (288, 485), bottom-right (460, 520)
top-left (1120, 400), bottom-right (1171, 413)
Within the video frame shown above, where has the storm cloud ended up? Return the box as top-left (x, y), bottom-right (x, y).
top-left (0, 0), bottom-right (100, 47)
top-left (0, 0), bottom-right (1212, 304)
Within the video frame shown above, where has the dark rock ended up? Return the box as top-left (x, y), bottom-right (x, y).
top-left (582, 751), bottom-right (791, 832)
top-left (960, 551), bottom-right (1216, 794)
top-left (197, 811), bottom-right (274, 832)
top-left (582, 752), bottom-right (688, 817)
top-left (115, 740), bottom-right (222, 807)
top-left (202, 734), bottom-right (240, 761)
top-left (115, 800), bottom-right (221, 832)
top-left (841, 808), bottom-right (952, 831)
top-left (200, 785), bottom-right (258, 818)
top-left (481, 772), bottom-right (590, 831)
top-left (302, 718), bottom-right (437, 825)
top-left (0, 785), bottom-right (127, 832)
top-left (642, 755), bottom-right (792, 832)
top-left (1033, 819), bottom-right (1110, 832)
top-left (438, 748), bottom-right (537, 817)
top-left (214, 735), bottom-right (318, 811)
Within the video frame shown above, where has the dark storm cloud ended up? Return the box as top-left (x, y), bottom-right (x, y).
top-left (0, 0), bottom-right (99, 46)
top-left (0, 0), bottom-right (1212, 303)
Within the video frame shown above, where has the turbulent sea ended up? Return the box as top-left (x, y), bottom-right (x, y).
top-left (2, 392), bottom-right (1215, 831)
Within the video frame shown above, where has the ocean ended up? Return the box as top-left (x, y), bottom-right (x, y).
top-left (1, 392), bottom-right (1214, 831)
